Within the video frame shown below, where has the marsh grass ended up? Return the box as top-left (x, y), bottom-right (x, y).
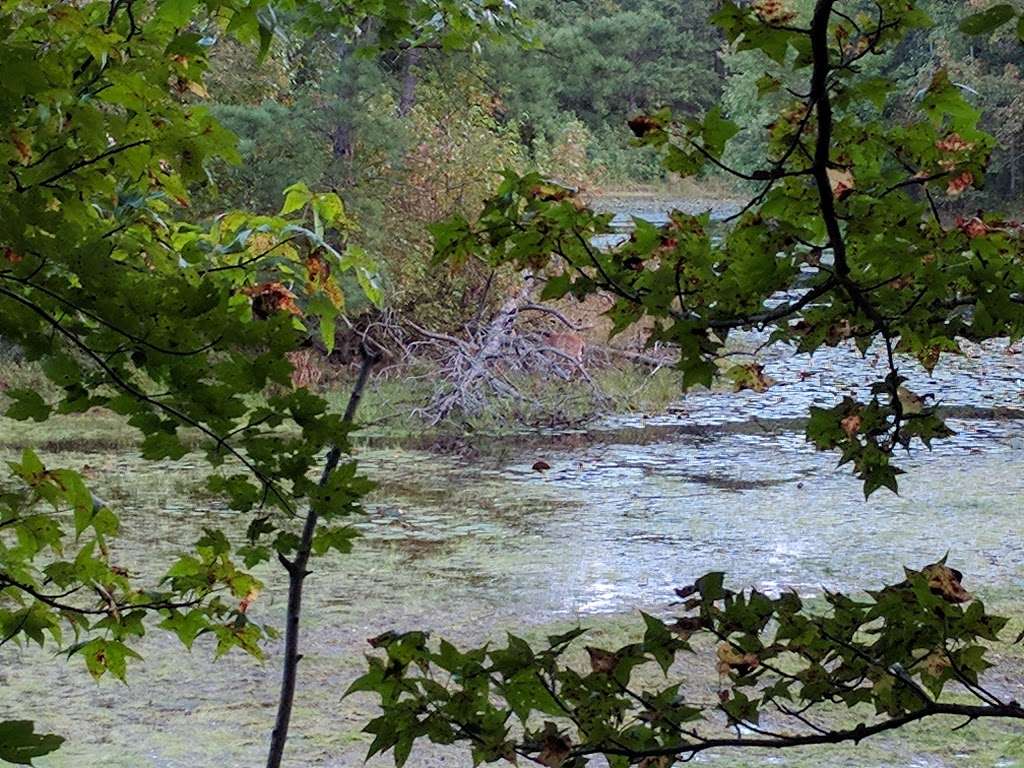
top-left (0, 363), bottom-right (686, 451)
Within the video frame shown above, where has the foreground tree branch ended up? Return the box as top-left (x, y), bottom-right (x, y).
top-left (265, 347), bottom-right (379, 768)
top-left (571, 702), bottom-right (1024, 762)
top-left (429, 0), bottom-right (1023, 497)
top-left (2, 2), bottom-right (521, 764)
top-left (354, 563), bottom-right (1024, 767)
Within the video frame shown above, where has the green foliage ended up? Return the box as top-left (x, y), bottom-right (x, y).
top-left (4, 0), bottom-right (1024, 765)
top-left (484, 0), bottom-right (723, 184)
top-left (0, 721), bottom-right (63, 766)
top-left (355, 563), bottom-right (1021, 766)
top-left (0, 0), bottom-right (519, 763)
top-left (960, 4), bottom-right (1018, 36)
top-left (720, 0), bottom-right (1024, 201)
top-left (0, 450), bottom-right (269, 675)
top-left (202, 37), bottom-right (525, 330)
top-left (372, 65), bottom-right (525, 327)
top-left (430, 0), bottom-right (1024, 496)
top-left (204, 101), bottom-right (334, 214)
top-left (354, 5), bottom-right (1024, 758)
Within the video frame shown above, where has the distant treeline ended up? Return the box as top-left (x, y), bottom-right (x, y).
top-left (196, 0), bottom-right (1024, 330)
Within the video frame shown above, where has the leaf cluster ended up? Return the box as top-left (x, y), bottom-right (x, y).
top-left (430, 0), bottom-right (1024, 496)
top-left (353, 563), bottom-right (1022, 766)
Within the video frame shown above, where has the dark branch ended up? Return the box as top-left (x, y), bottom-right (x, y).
top-left (0, 286), bottom-right (293, 514)
top-left (26, 140), bottom-right (150, 190)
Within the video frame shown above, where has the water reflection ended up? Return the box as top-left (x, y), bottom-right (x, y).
top-left (7, 406), bottom-right (1022, 767)
top-left (3, 197), bottom-right (1023, 767)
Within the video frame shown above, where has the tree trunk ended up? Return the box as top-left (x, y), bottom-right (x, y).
top-left (265, 349), bottom-right (378, 768)
top-left (330, 39), bottom-right (356, 161)
top-left (397, 48), bottom-right (422, 117)
top-left (1011, 137), bottom-right (1020, 199)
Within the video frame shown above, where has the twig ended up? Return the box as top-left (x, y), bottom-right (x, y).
top-left (27, 140), bottom-right (150, 190)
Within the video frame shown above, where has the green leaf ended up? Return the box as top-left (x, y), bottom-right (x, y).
top-left (539, 273), bottom-right (572, 301)
top-left (546, 626), bottom-right (588, 647)
top-left (41, 354), bottom-right (80, 387)
top-left (155, 0), bottom-right (198, 27)
top-left (311, 193), bottom-right (348, 229)
top-left (0, 721), bottom-right (64, 765)
top-left (5, 389), bottom-right (51, 422)
top-left (863, 464), bottom-right (904, 499)
top-left (159, 609), bottom-right (210, 650)
top-left (102, 640), bottom-right (143, 682)
top-left (307, 294), bottom-right (339, 353)
top-left (11, 448), bottom-right (45, 481)
top-left (701, 107), bottom-right (739, 157)
top-left (311, 525), bottom-right (360, 556)
top-left (141, 431), bottom-right (188, 461)
top-left (502, 670), bottom-right (563, 719)
top-left (280, 182), bottom-right (313, 215)
top-left (755, 74), bottom-right (780, 97)
top-left (257, 20), bottom-right (274, 64)
top-left (319, 312), bottom-right (336, 353)
top-left (50, 469), bottom-right (92, 517)
top-left (959, 4), bottom-right (1015, 35)
top-left (355, 267), bottom-right (383, 307)
top-left (697, 571), bottom-right (726, 600)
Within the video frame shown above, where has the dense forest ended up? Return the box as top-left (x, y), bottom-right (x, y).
top-left (2, 1), bottom-right (1024, 767)
top-left (176, 0), bottom-right (1024, 343)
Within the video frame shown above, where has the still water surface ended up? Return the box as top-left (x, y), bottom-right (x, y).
top-left (2, 197), bottom-right (1023, 767)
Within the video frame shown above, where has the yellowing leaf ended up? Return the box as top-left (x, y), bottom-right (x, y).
top-left (946, 170), bottom-right (974, 196)
top-left (537, 724), bottom-right (572, 768)
top-left (716, 644), bottom-right (759, 675)
top-left (827, 168), bottom-right (855, 199)
top-left (9, 128), bottom-right (32, 164)
top-left (841, 412), bottom-right (862, 437)
top-left (280, 182), bottom-right (313, 215)
top-left (897, 385), bottom-right (926, 415)
top-left (586, 646), bottom-right (618, 674)
top-left (186, 80), bottom-right (209, 99)
top-left (922, 563), bottom-right (972, 603)
top-left (727, 363), bottom-right (774, 393)
top-left (923, 651), bottom-right (951, 677)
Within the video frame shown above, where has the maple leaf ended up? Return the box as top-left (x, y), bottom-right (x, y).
top-left (827, 168), bottom-right (855, 199)
top-left (946, 171), bottom-right (974, 197)
top-left (244, 282), bottom-right (303, 319)
top-left (586, 646), bottom-right (619, 674)
top-left (628, 115), bottom-right (662, 138)
top-left (537, 724), bottom-right (572, 767)
top-left (728, 363), bottom-right (774, 393)
top-left (841, 413), bottom-right (862, 437)
top-left (923, 651), bottom-right (952, 677)
top-left (716, 644), bottom-right (759, 675)
top-left (9, 129), bottom-right (32, 164)
top-left (921, 563), bottom-right (972, 604)
top-left (238, 587), bottom-right (260, 614)
top-left (956, 215), bottom-right (990, 238)
top-left (936, 132), bottom-right (975, 153)
top-left (753, 0), bottom-right (797, 24)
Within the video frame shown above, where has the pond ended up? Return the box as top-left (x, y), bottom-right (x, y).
top-left (2, 196), bottom-right (1023, 768)
top-left (5, 408), bottom-right (1023, 765)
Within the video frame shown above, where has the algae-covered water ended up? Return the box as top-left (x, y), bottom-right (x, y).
top-left (3, 411), bottom-right (1023, 766)
top-left (3, 198), bottom-right (1024, 767)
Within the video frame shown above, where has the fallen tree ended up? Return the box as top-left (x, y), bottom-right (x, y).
top-left (405, 278), bottom-right (613, 422)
